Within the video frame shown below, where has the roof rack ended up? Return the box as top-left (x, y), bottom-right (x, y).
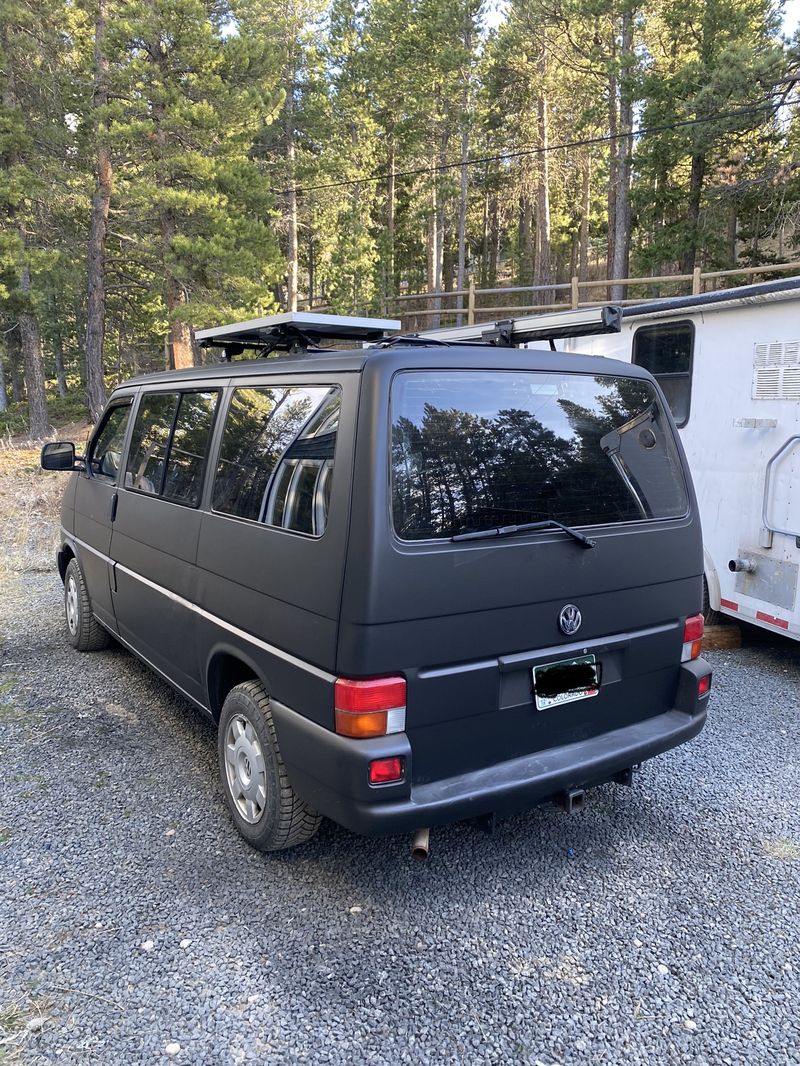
top-left (420, 305), bottom-right (622, 346)
top-left (195, 312), bottom-right (402, 359)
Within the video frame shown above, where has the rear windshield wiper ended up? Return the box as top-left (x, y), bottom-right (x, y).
top-left (452, 519), bottom-right (596, 548)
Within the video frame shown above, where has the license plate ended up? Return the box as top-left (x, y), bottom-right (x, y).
top-left (532, 654), bottom-right (599, 711)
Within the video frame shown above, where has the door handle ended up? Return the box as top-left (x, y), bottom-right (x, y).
top-left (110, 492), bottom-right (118, 522)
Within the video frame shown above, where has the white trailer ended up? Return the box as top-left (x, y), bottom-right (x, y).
top-left (423, 278), bottom-right (800, 639)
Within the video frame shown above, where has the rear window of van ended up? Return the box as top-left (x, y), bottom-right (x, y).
top-left (391, 370), bottom-right (689, 541)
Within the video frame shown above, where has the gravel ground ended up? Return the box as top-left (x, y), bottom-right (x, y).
top-left (1, 571), bottom-right (799, 1066)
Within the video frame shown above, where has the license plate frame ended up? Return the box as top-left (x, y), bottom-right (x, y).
top-left (532, 653), bottom-right (600, 711)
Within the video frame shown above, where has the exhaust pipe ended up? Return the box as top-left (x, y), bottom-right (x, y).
top-left (411, 827), bottom-right (430, 860)
top-left (729, 557), bottom-right (756, 573)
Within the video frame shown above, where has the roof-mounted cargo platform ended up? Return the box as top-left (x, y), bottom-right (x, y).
top-left (420, 305), bottom-right (622, 346)
top-left (196, 312), bottom-right (402, 359)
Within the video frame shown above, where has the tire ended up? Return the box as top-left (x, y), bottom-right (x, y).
top-left (64, 558), bottom-right (111, 652)
top-left (702, 575), bottom-right (719, 626)
top-left (218, 680), bottom-right (321, 852)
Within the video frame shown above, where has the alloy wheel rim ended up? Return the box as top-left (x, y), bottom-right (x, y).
top-left (66, 575), bottom-right (79, 635)
top-left (224, 713), bottom-right (268, 824)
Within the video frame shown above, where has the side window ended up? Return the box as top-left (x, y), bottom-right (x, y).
top-left (88, 401), bottom-right (133, 482)
top-left (163, 392), bottom-right (219, 505)
top-left (213, 385), bottom-right (340, 536)
top-left (125, 390), bottom-right (219, 505)
top-left (632, 321), bottom-right (694, 427)
top-left (125, 393), bottom-right (178, 495)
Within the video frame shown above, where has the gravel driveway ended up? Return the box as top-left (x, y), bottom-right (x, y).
top-left (1, 571), bottom-right (798, 1065)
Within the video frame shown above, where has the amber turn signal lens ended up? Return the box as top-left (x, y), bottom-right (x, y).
top-left (335, 708), bottom-right (389, 738)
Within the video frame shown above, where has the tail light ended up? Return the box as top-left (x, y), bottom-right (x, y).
top-left (698, 673), bottom-right (712, 697)
top-left (682, 614), bottom-right (704, 662)
top-left (334, 676), bottom-right (406, 738)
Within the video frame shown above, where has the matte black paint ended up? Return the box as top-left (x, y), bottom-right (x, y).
top-left (54, 345), bottom-right (711, 837)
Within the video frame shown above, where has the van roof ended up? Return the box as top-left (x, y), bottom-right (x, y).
top-left (122, 344), bottom-right (653, 389)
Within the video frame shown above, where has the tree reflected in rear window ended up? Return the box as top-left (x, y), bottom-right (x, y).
top-left (391, 371), bottom-right (689, 541)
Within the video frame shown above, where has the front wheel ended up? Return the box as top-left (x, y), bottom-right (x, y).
top-left (64, 558), bottom-right (111, 652)
top-left (217, 680), bottom-right (321, 852)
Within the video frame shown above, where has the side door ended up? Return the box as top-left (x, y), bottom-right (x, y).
top-left (110, 387), bottom-right (221, 703)
top-left (72, 397), bottom-right (135, 631)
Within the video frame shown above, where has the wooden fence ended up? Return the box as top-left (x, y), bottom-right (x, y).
top-left (380, 260), bottom-right (800, 331)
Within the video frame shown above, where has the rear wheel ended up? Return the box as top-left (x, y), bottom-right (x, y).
top-left (217, 680), bottom-right (321, 852)
top-left (64, 558), bottom-right (111, 652)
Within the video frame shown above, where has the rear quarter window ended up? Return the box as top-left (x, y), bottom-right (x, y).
top-left (390, 370), bottom-right (689, 541)
top-left (212, 385), bottom-right (340, 537)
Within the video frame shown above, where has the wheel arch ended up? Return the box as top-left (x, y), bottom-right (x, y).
top-left (207, 645), bottom-right (270, 723)
top-left (703, 546), bottom-right (721, 613)
top-left (57, 543), bottom-right (75, 584)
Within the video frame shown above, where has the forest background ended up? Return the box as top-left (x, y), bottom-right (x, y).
top-left (2, 0), bottom-right (800, 435)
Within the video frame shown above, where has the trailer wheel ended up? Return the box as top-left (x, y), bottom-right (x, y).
top-left (702, 576), bottom-right (719, 626)
top-left (218, 680), bottom-right (321, 852)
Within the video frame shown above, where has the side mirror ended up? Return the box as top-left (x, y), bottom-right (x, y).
top-left (41, 441), bottom-right (76, 471)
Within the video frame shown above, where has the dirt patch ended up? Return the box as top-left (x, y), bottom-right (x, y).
top-left (0, 446), bottom-right (66, 574)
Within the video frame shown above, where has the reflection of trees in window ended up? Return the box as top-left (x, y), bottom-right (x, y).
top-left (163, 392), bottom-right (218, 505)
top-left (213, 387), bottom-right (339, 531)
top-left (391, 375), bottom-right (687, 540)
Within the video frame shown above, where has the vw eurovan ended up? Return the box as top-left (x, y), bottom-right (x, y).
top-left (42, 315), bottom-right (712, 852)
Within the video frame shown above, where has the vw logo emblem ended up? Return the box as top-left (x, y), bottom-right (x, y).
top-left (559, 604), bottom-right (582, 636)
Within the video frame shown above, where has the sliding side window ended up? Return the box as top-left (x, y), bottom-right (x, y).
top-left (125, 390), bottom-right (219, 506)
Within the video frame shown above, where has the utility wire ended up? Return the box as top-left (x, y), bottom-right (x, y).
top-left (283, 96), bottom-right (798, 197)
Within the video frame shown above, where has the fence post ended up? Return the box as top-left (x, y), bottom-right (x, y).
top-left (692, 266), bottom-right (701, 295)
top-left (570, 276), bottom-right (579, 309)
top-left (468, 276), bottom-right (476, 325)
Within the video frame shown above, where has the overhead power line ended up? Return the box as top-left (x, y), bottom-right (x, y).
top-left (283, 96), bottom-right (798, 198)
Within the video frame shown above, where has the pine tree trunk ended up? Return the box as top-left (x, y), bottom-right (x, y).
top-left (8, 327), bottom-right (24, 402)
top-left (579, 156), bottom-right (591, 283)
top-left (455, 23), bottom-right (471, 326)
top-left (19, 263), bottom-right (49, 438)
top-left (49, 293), bottom-right (67, 398)
top-left (386, 140), bottom-right (396, 300)
top-left (0, 353), bottom-right (7, 413)
top-left (285, 63), bottom-right (298, 312)
top-left (488, 193), bottom-right (500, 286)
top-left (534, 48), bottom-right (552, 306)
top-left (611, 8), bottom-right (633, 302)
top-left (606, 54), bottom-right (618, 285)
top-left (680, 153), bottom-right (705, 275)
top-left (85, 0), bottom-right (110, 422)
top-left (427, 177), bottom-right (441, 328)
top-left (480, 188), bottom-right (489, 287)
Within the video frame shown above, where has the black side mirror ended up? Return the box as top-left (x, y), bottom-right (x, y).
top-left (41, 441), bottom-right (76, 471)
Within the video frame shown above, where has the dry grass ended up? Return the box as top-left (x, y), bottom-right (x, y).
top-left (0, 422), bottom-right (90, 575)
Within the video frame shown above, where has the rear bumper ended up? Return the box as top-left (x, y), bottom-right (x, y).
top-left (272, 659), bottom-right (711, 837)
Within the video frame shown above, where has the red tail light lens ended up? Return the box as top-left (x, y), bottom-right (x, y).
top-left (698, 674), bottom-right (712, 697)
top-left (334, 676), bottom-right (406, 738)
top-left (682, 613), bottom-right (704, 662)
top-left (369, 757), bottom-right (404, 784)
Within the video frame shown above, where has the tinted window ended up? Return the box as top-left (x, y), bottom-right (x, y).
top-left (125, 391), bottom-right (218, 505)
top-left (391, 371), bottom-right (688, 541)
top-left (126, 393), bottom-right (177, 495)
top-left (633, 321), bottom-right (694, 427)
top-left (163, 392), bottom-right (219, 505)
top-left (213, 386), bottom-right (339, 535)
top-left (89, 402), bottom-right (132, 482)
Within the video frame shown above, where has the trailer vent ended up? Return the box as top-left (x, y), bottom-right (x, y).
top-left (752, 342), bottom-right (800, 399)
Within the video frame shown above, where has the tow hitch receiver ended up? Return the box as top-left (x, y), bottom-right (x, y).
top-left (558, 788), bottom-right (586, 814)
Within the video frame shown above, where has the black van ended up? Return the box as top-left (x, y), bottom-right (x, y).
top-left (43, 323), bottom-right (711, 852)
